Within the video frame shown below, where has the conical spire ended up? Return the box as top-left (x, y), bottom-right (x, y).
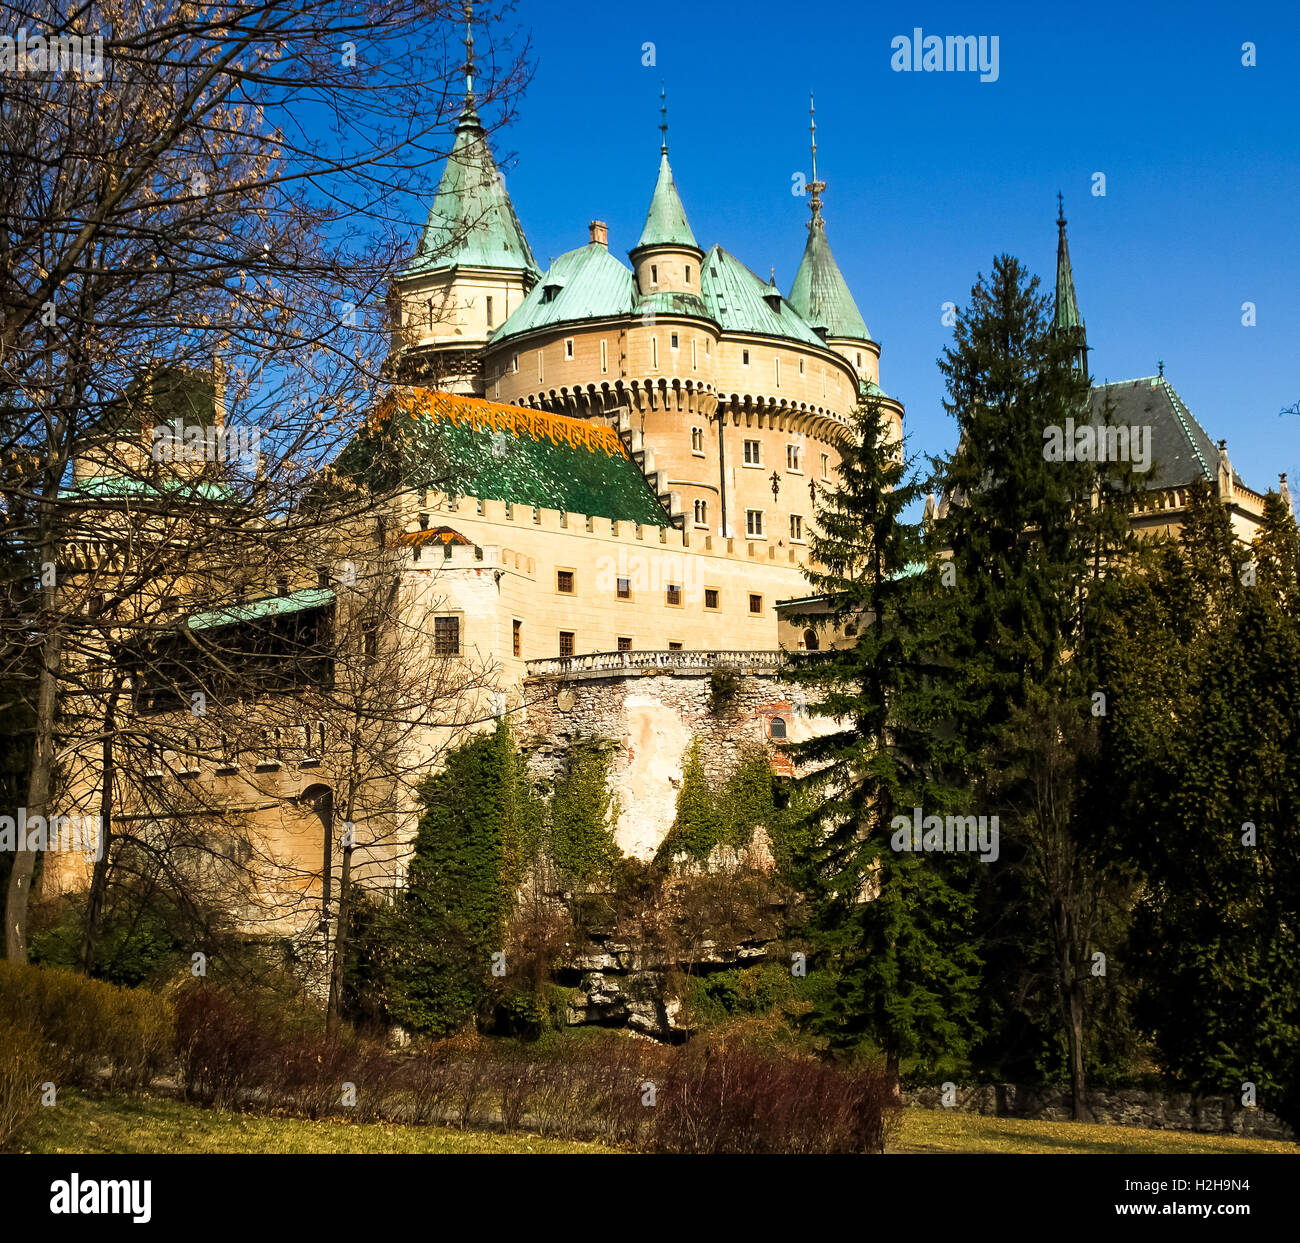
top-left (788, 97), bottom-right (871, 343)
top-left (1053, 193), bottom-right (1087, 372)
top-left (632, 85), bottom-right (699, 252)
top-left (403, 4), bottom-right (538, 278)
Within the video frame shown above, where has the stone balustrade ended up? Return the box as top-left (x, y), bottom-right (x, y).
top-left (525, 648), bottom-right (786, 679)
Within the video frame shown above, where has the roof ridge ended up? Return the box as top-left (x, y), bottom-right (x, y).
top-left (1157, 376), bottom-right (1212, 478)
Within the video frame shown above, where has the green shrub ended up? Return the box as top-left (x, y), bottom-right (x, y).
top-left (0, 1019), bottom-right (43, 1151)
top-left (548, 740), bottom-right (621, 885)
top-left (0, 960), bottom-right (174, 1090)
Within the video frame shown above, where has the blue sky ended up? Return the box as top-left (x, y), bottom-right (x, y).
top-left (453, 0), bottom-right (1299, 496)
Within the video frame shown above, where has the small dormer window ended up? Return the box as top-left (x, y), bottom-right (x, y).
top-left (542, 286), bottom-right (557, 303)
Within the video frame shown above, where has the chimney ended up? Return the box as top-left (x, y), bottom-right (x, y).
top-left (588, 220), bottom-right (608, 247)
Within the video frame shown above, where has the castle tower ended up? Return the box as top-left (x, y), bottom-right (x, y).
top-left (390, 6), bottom-right (539, 393)
top-left (1053, 193), bottom-right (1088, 375)
top-left (787, 96), bottom-right (883, 406)
top-left (627, 87), bottom-right (705, 299)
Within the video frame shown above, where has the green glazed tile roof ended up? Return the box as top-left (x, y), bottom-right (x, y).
top-left (187, 587), bottom-right (335, 632)
top-left (789, 220), bottom-right (872, 342)
top-left (488, 243), bottom-right (637, 344)
top-left (402, 104), bottom-right (539, 280)
top-left (634, 153), bottom-right (699, 251)
top-left (699, 246), bottom-right (826, 348)
top-left (635, 289), bottom-right (711, 318)
top-left (338, 392), bottom-right (670, 526)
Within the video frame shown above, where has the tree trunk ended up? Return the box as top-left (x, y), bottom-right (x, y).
top-left (886, 1048), bottom-right (902, 1102)
top-left (79, 689), bottom-right (119, 974)
top-left (5, 622), bottom-right (61, 962)
top-left (326, 831), bottom-right (352, 1037)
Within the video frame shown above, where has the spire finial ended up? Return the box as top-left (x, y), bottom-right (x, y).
top-left (463, 3), bottom-right (475, 103)
top-left (1057, 190), bottom-right (1066, 230)
top-left (808, 92), bottom-right (825, 223)
top-left (1158, 359), bottom-right (1164, 377)
top-left (659, 81), bottom-right (668, 154)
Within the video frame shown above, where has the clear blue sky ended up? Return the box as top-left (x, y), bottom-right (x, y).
top-left (458, 0), bottom-right (1299, 496)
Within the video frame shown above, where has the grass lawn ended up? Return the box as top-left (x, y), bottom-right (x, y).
top-left (19, 1090), bottom-right (621, 1155)
top-left (16, 1091), bottom-right (1295, 1155)
top-left (895, 1107), bottom-right (1298, 1155)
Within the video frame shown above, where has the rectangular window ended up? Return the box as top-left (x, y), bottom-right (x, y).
top-left (670, 331), bottom-right (679, 350)
top-left (704, 588), bottom-right (719, 610)
top-left (666, 583), bottom-right (682, 606)
top-left (668, 641), bottom-right (683, 651)
top-left (618, 636), bottom-right (633, 651)
top-left (486, 295), bottom-right (494, 327)
top-left (434, 616), bottom-right (460, 656)
top-left (774, 357), bottom-right (781, 387)
top-left (537, 350), bottom-right (544, 381)
top-left (743, 439), bottom-right (761, 465)
top-left (787, 444), bottom-right (801, 472)
top-left (798, 358), bottom-right (805, 375)
top-left (512, 353), bottom-right (519, 373)
top-left (559, 631), bottom-right (575, 657)
top-left (685, 264), bottom-right (692, 284)
top-left (821, 452), bottom-right (830, 479)
top-left (742, 348), bottom-right (750, 367)
top-left (650, 264), bottom-right (658, 285)
top-left (616, 577), bottom-right (632, 600)
top-left (790, 513), bottom-right (804, 541)
top-left (512, 619), bottom-right (521, 657)
top-left (565, 337), bottom-right (574, 359)
top-left (600, 339), bottom-right (608, 373)
top-left (691, 338), bottom-right (698, 370)
top-left (651, 336), bottom-right (658, 368)
top-left (557, 569), bottom-right (575, 594)
top-left (749, 593), bottom-right (763, 615)
top-left (746, 509), bottom-right (764, 537)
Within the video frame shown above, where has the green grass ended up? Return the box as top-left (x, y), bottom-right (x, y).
top-left (18, 1090), bottom-right (621, 1155)
top-left (16, 1091), bottom-right (1296, 1155)
top-left (895, 1107), bottom-right (1298, 1154)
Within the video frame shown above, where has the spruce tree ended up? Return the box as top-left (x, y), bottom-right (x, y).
top-left (930, 255), bottom-right (1136, 1117)
top-left (784, 395), bottom-right (981, 1079)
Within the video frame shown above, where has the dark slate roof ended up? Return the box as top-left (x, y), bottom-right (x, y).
top-left (336, 391), bottom-right (670, 526)
top-left (1088, 376), bottom-right (1246, 492)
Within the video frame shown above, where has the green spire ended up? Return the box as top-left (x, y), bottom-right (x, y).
top-left (788, 96), bottom-right (871, 342)
top-left (1053, 193), bottom-right (1087, 371)
top-left (632, 86), bottom-right (700, 252)
top-left (402, 6), bottom-right (538, 279)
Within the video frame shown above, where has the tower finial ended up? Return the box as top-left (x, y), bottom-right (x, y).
top-left (463, 2), bottom-right (475, 107)
top-left (808, 92), bottom-right (825, 224)
top-left (659, 81), bottom-right (668, 154)
top-left (1057, 190), bottom-right (1065, 230)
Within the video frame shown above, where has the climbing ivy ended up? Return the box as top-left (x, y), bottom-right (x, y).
top-left (656, 740), bottom-right (780, 864)
top-left (548, 739), bottom-right (621, 886)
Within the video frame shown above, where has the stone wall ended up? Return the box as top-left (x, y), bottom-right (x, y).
top-left (903, 1083), bottom-right (1294, 1142)
top-left (523, 660), bottom-right (831, 859)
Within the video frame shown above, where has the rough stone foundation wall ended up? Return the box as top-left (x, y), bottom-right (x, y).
top-left (523, 665), bottom-right (828, 859)
top-left (903, 1083), bottom-right (1294, 1142)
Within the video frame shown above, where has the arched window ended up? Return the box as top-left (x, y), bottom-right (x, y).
top-left (770, 716), bottom-right (787, 740)
top-left (803, 629), bottom-right (819, 651)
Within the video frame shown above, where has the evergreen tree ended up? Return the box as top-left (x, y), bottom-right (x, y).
top-left (375, 719), bottom-right (539, 1035)
top-left (1100, 484), bottom-right (1300, 1127)
top-left (930, 255), bottom-right (1136, 1117)
top-left (784, 395), bottom-right (981, 1079)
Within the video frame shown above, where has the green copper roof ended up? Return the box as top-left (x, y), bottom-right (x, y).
top-left (402, 103), bottom-right (539, 280)
top-left (699, 246), bottom-right (826, 348)
top-left (337, 393), bottom-right (670, 527)
top-left (633, 153), bottom-right (700, 252)
top-left (60, 475), bottom-right (238, 503)
top-left (488, 243), bottom-right (636, 344)
top-left (187, 587), bottom-right (335, 632)
top-left (788, 219), bottom-right (872, 342)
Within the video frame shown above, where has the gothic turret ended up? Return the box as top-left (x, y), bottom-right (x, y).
top-left (1053, 194), bottom-right (1088, 375)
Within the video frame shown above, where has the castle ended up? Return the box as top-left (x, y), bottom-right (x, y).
top-left (45, 44), bottom-right (1286, 966)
